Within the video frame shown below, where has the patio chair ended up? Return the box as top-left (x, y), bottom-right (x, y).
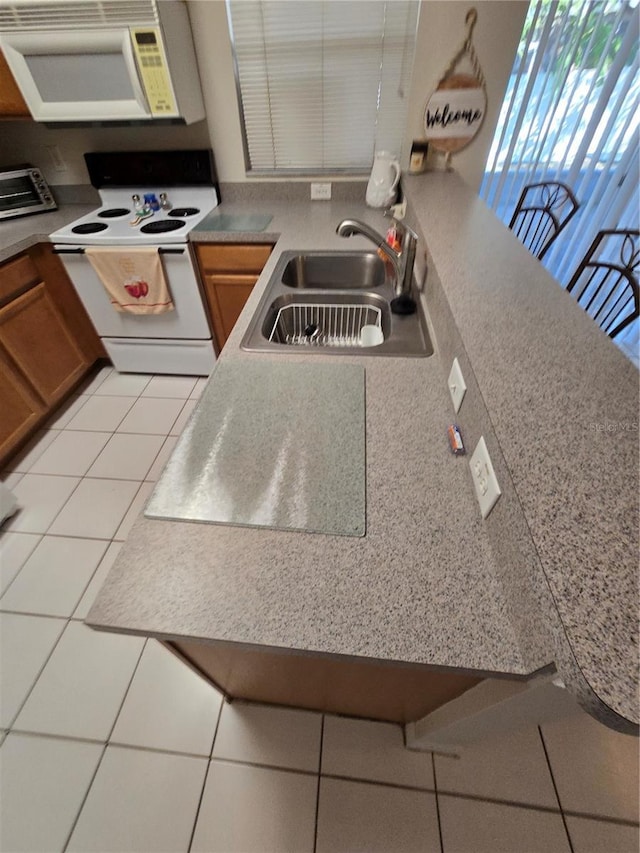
top-left (509, 181), bottom-right (579, 260)
top-left (566, 229), bottom-right (639, 338)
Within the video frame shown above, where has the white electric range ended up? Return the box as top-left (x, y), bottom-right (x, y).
top-left (50, 150), bottom-right (220, 376)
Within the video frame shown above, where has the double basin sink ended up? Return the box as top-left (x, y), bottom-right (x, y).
top-left (241, 250), bottom-right (433, 357)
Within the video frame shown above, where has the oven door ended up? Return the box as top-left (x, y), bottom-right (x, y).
top-left (54, 245), bottom-right (211, 339)
top-left (0, 29), bottom-right (152, 122)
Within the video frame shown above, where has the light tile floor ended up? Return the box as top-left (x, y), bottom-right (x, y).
top-left (0, 366), bottom-right (638, 853)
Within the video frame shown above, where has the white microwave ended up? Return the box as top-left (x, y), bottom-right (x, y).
top-left (0, 0), bottom-right (204, 125)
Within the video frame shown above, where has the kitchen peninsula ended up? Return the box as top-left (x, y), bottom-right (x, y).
top-left (6, 173), bottom-right (632, 736)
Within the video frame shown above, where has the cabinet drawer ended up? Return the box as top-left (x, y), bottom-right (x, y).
top-left (196, 243), bottom-right (273, 273)
top-left (204, 273), bottom-right (258, 288)
top-left (0, 254), bottom-right (40, 303)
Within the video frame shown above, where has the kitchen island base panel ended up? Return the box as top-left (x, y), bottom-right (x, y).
top-left (168, 640), bottom-right (482, 724)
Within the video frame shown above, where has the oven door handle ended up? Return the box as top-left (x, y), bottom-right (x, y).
top-left (52, 247), bottom-right (186, 255)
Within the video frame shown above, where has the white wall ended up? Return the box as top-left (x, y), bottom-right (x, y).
top-left (0, 0), bottom-right (527, 193)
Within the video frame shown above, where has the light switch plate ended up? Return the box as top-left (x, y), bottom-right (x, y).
top-left (469, 436), bottom-right (502, 519)
top-left (448, 357), bottom-right (467, 413)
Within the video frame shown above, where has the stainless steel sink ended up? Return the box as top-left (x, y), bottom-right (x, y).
top-left (281, 252), bottom-right (385, 289)
top-left (241, 250), bottom-right (433, 357)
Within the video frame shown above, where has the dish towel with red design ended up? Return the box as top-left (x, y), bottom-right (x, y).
top-left (85, 247), bottom-right (174, 314)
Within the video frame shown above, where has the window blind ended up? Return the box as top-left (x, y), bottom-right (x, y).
top-left (227, 0), bottom-right (419, 173)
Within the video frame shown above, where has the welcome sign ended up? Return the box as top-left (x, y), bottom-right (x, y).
top-left (424, 73), bottom-right (486, 153)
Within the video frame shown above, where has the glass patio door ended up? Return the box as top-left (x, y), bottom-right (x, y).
top-left (480, 0), bottom-right (639, 363)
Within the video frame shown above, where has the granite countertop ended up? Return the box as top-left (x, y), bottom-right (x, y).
top-left (5, 179), bottom-right (633, 732)
top-left (86, 193), bottom-right (536, 679)
top-left (0, 203), bottom-right (96, 263)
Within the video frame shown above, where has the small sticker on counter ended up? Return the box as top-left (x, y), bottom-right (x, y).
top-left (447, 424), bottom-right (465, 455)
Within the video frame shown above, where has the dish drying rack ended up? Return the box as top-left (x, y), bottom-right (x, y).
top-left (268, 302), bottom-right (383, 347)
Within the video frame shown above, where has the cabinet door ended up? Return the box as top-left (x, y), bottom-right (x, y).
top-left (0, 347), bottom-right (45, 461)
top-left (0, 49), bottom-right (30, 118)
top-left (0, 282), bottom-right (88, 405)
top-left (204, 274), bottom-right (257, 349)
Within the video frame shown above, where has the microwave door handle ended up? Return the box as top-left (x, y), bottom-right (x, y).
top-left (122, 31), bottom-right (150, 115)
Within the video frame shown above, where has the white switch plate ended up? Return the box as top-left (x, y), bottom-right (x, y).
top-left (311, 182), bottom-right (332, 200)
top-left (448, 357), bottom-right (467, 413)
top-left (469, 436), bottom-right (502, 519)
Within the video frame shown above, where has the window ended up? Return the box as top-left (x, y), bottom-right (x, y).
top-left (480, 0), bottom-right (639, 362)
top-left (227, 0), bottom-right (419, 173)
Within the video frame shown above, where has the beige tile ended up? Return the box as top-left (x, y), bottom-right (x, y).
top-left (67, 745), bottom-right (207, 853)
top-left (0, 613), bottom-right (65, 727)
top-left (170, 398), bottom-right (198, 435)
top-left (113, 481), bottom-right (154, 540)
top-left (73, 541), bottom-right (123, 620)
top-left (29, 430), bottom-right (111, 476)
top-left (116, 396), bottom-right (184, 435)
top-left (566, 816), bottom-right (640, 853)
top-left (439, 795), bottom-right (570, 852)
top-left (5, 430), bottom-right (58, 472)
top-left (48, 478), bottom-right (139, 539)
top-left (14, 620), bottom-right (144, 740)
top-left (142, 375), bottom-right (197, 398)
top-left (323, 716), bottom-right (434, 789)
top-left (93, 372), bottom-right (151, 396)
top-left (190, 377), bottom-right (209, 399)
top-left (65, 395), bottom-right (134, 432)
top-left (4, 474), bottom-right (80, 534)
top-left (0, 532), bottom-right (41, 595)
top-left (0, 536), bottom-right (108, 618)
top-left (0, 733), bottom-right (103, 853)
top-left (77, 365), bottom-right (113, 394)
top-left (145, 435), bottom-right (178, 481)
top-left (541, 711), bottom-right (640, 822)
top-left (87, 433), bottom-right (164, 480)
top-left (316, 777), bottom-right (440, 853)
top-left (213, 702), bottom-right (322, 772)
top-left (46, 394), bottom-right (91, 429)
top-left (111, 641), bottom-right (222, 755)
top-left (434, 725), bottom-right (557, 807)
top-left (1, 471), bottom-right (23, 490)
top-left (192, 761), bottom-right (317, 853)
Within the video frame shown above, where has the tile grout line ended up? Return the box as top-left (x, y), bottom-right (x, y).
top-left (431, 752), bottom-right (445, 853)
top-left (4, 614), bottom-right (70, 731)
top-left (61, 742), bottom-right (109, 853)
top-left (538, 725), bottom-right (575, 853)
top-left (186, 699), bottom-right (225, 853)
top-left (104, 638), bottom-right (148, 745)
top-left (312, 714), bottom-right (325, 853)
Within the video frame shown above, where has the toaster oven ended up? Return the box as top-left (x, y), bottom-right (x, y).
top-left (0, 165), bottom-right (56, 220)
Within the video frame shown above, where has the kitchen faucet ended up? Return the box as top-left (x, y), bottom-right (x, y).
top-left (336, 218), bottom-right (418, 314)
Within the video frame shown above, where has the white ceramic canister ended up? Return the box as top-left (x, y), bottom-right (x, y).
top-left (366, 151), bottom-right (401, 208)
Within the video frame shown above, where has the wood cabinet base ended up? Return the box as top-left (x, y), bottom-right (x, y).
top-left (169, 640), bottom-right (482, 724)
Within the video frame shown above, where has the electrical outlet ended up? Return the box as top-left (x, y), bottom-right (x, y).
top-left (469, 436), bottom-right (502, 519)
top-left (46, 145), bottom-right (66, 172)
top-left (311, 182), bottom-right (332, 200)
top-left (448, 357), bottom-right (467, 413)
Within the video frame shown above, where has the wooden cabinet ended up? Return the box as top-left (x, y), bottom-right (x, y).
top-left (0, 244), bottom-right (104, 466)
top-left (195, 243), bottom-right (274, 351)
top-left (0, 348), bottom-right (45, 461)
top-left (0, 49), bottom-right (30, 118)
top-left (0, 283), bottom-right (87, 405)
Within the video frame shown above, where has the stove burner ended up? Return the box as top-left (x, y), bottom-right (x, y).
top-left (98, 208), bottom-right (130, 218)
top-left (140, 219), bottom-right (185, 234)
top-left (72, 222), bottom-right (108, 234)
top-left (168, 207), bottom-right (199, 217)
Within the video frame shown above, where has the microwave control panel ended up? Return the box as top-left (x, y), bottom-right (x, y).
top-left (131, 28), bottom-right (177, 116)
